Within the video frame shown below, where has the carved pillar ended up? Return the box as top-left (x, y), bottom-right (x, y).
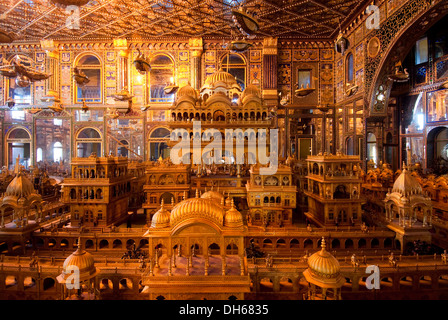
top-left (222, 255), bottom-right (226, 275)
top-left (172, 254), bottom-right (177, 268)
top-left (262, 37), bottom-right (278, 106)
top-left (40, 40), bottom-right (60, 97)
top-left (189, 38), bottom-right (203, 91)
top-left (204, 255), bottom-right (209, 276)
top-left (113, 38), bottom-right (129, 92)
top-left (154, 251), bottom-right (159, 268)
top-left (168, 255), bottom-right (172, 276)
top-left (186, 256), bottom-right (190, 276)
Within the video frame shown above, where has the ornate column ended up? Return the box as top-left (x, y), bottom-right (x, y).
top-left (204, 255), bottom-right (209, 276)
top-left (186, 256), bottom-right (190, 276)
top-left (154, 251), bottom-right (159, 268)
top-left (168, 255), bottom-right (172, 276)
top-left (262, 37), bottom-right (278, 106)
top-left (221, 255), bottom-right (226, 275)
top-left (189, 38), bottom-right (203, 91)
top-left (40, 40), bottom-right (60, 99)
top-left (113, 38), bottom-right (129, 92)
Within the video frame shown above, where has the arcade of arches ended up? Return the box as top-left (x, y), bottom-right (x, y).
top-left (0, 0), bottom-right (448, 302)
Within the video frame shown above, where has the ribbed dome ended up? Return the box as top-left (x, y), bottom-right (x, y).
top-left (202, 68), bottom-right (240, 90)
top-left (150, 200), bottom-right (171, 228)
top-left (170, 196), bottom-right (225, 226)
top-left (391, 164), bottom-right (422, 197)
top-left (59, 239), bottom-right (97, 283)
top-left (201, 190), bottom-right (224, 203)
top-left (5, 172), bottom-right (35, 198)
top-left (241, 83), bottom-right (260, 100)
top-left (224, 200), bottom-right (243, 228)
top-left (177, 83), bottom-right (198, 100)
top-left (303, 238), bottom-right (345, 288)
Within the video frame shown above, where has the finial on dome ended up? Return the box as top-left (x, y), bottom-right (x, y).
top-left (77, 237), bottom-right (82, 251)
top-left (402, 162), bottom-right (407, 171)
top-left (14, 155), bottom-right (21, 175)
top-left (183, 190), bottom-right (187, 200)
top-left (321, 237), bottom-right (326, 250)
top-left (196, 189), bottom-right (199, 198)
top-left (231, 198), bottom-right (235, 208)
top-left (160, 199), bottom-right (165, 209)
top-left (171, 197), bottom-right (174, 206)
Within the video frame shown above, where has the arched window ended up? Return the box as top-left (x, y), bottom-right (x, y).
top-left (149, 127), bottom-right (170, 161)
top-left (8, 55), bottom-right (33, 105)
top-left (76, 127), bottom-right (102, 158)
top-left (346, 53), bottom-right (354, 84)
top-left (346, 137), bottom-right (354, 155)
top-left (53, 142), bottom-right (63, 162)
top-left (117, 140), bottom-right (129, 157)
top-left (367, 133), bottom-right (377, 165)
top-left (75, 54), bottom-right (102, 103)
top-left (6, 127), bottom-right (31, 169)
top-left (221, 53), bottom-right (246, 90)
top-left (150, 54), bottom-right (174, 103)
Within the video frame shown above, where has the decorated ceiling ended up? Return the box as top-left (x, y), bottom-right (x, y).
top-left (0, 0), bottom-right (371, 42)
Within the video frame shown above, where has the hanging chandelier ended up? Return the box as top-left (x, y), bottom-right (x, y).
top-left (294, 83), bottom-right (315, 97)
top-left (81, 99), bottom-right (89, 113)
top-left (335, 32), bottom-right (349, 55)
top-left (0, 55), bottom-right (51, 87)
top-left (388, 61), bottom-right (409, 82)
top-left (133, 49), bottom-right (151, 75)
top-left (232, 6), bottom-right (259, 39)
top-left (73, 67), bottom-right (90, 87)
top-left (228, 39), bottom-right (252, 53)
top-left (334, 19), bottom-right (349, 55)
top-left (163, 77), bottom-right (179, 95)
top-left (112, 87), bottom-right (134, 101)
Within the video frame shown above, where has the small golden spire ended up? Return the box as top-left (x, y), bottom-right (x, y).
top-left (183, 190), bottom-right (187, 200)
top-left (76, 236), bottom-right (82, 251)
top-left (321, 237), bottom-right (326, 250)
top-left (195, 188), bottom-right (199, 198)
top-left (171, 197), bottom-right (174, 207)
top-left (160, 199), bottom-right (165, 209)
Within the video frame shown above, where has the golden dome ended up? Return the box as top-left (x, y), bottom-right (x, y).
top-left (202, 68), bottom-right (241, 90)
top-left (303, 238), bottom-right (345, 288)
top-left (5, 172), bottom-right (35, 198)
top-left (58, 238), bottom-right (97, 283)
top-left (241, 83), bottom-right (260, 101)
top-left (201, 190), bottom-right (225, 203)
top-left (177, 83), bottom-right (198, 100)
top-left (150, 200), bottom-right (171, 228)
top-left (170, 195), bottom-right (225, 227)
top-left (391, 163), bottom-right (422, 197)
top-left (224, 200), bottom-right (243, 228)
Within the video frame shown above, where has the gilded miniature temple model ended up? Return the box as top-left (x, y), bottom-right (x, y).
top-left (0, 0), bottom-right (447, 301)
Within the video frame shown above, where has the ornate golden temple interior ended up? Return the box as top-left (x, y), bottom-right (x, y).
top-left (0, 0), bottom-right (448, 302)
